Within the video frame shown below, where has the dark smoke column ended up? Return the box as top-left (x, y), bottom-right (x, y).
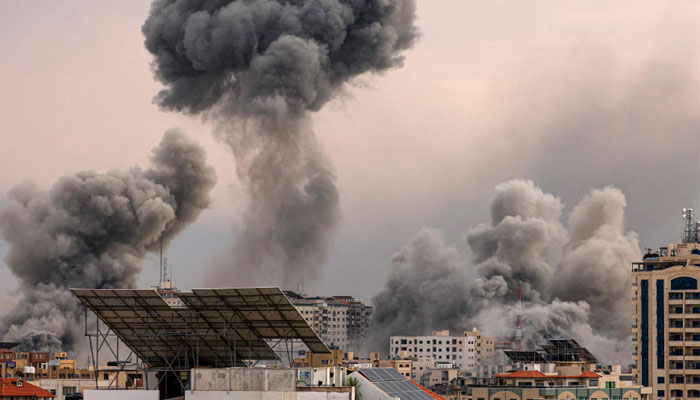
top-left (142, 0), bottom-right (419, 285)
top-left (0, 130), bottom-right (217, 352)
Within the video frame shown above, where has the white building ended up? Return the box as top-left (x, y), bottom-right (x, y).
top-left (390, 329), bottom-right (495, 373)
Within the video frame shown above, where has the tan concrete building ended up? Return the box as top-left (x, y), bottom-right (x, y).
top-left (466, 361), bottom-right (649, 400)
top-left (468, 369), bottom-right (647, 400)
top-left (412, 356), bottom-right (437, 380)
top-left (632, 211), bottom-right (700, 400)
top-left (378, 359), bottom-right (413, 378)
top-left (293, 349), bottom-right (344, 368)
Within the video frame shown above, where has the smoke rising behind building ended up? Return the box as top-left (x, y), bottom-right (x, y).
top-left (0, 130), bottom-right (216, 352)
top-left (369, 180), bottom-right (640, 364)
top-left (142, 0), bottom-right (419, 286)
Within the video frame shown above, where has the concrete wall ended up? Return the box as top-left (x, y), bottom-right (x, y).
top-left (191, 368), bottom-right (296, 392)
top-left (185, 391), bottom-right (351, 400)
top-left (83, 390), bottom-right (159, 400)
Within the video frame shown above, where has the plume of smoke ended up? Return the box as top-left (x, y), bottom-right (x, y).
top-left (369, 180), bottom-right (639, 364)
top-left (370, 229), bottom-right (475, 338)
top-left (466, 180), bottom-right (567, 304)
top-left (0, 130), bottom-right (216, 352)
top-left (142, 0), bottom-right (419, 286)
top-left (553, 187), bottom-right (640, 339)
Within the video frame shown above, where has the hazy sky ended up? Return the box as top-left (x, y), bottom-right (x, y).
top-left (0, 1), bottom-right (698, 303)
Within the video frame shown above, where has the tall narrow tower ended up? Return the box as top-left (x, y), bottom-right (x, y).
top-left (682, 208), bottom-right (699, 243)
top-left (631, 208), bottom-right (700, 395)
top-left (515, 283), bottom-right (522, 352)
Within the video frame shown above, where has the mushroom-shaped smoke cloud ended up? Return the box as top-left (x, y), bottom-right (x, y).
top-left (142, 0), bottom-right (419, 286)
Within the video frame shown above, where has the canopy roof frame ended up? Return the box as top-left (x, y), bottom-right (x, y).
top-left (72, 287), bottom-right (329, 372)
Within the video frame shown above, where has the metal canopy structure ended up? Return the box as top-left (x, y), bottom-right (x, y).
top-left (504, 350), bottom-right (547, 363)
top-left (178, 288), bottom-right (329, 354)
top-left (504, 339), bottom-right (597, 364)
top-left (0, 342), bottom-right (19, 350)
top-left (541, 339), bottom-right (597, 363)
top-left (72, 287), bottom-right (329, 372)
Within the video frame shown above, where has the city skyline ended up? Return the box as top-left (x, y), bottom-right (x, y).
top-left (0, 0), bottom-right (698, 376)
top-left (0, 2), bottom-right (697, 304)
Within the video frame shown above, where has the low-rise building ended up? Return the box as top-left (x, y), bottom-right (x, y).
top-left (464, 339), bottom-right (651, 400)
top-left (188, 367), bottom-right (353, 399)
top-left (412, 356), bottom-right (436, 381)
top-left (390, 329), bottom-right (495, 372)
top-left (467, 368), bottom-right (649, 400)
top-left (421, 366), bottom-right (460, 388)
top-left (377, 359), bottom-right (412, 378)
top-left (293, 349), bottom-right (344, 368)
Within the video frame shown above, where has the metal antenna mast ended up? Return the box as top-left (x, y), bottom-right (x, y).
top-left (682, 208), bottom-right (699, 243)
top-left (516, 283), bottom-right (522, 352)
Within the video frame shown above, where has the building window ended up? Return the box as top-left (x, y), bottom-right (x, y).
top-left (641, 279), bottom-right (649, 387)
top-left (657, 279), bottom-right (665, 368)
top-left (671, 277), bottom-right (697, 290)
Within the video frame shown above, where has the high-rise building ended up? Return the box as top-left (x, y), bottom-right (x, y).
top-left (632, 208), bottom-right (700, 400)
top-left (285, 291), bottom-right (373, 351)
top-left (332, 296), bottom-right (374, 351)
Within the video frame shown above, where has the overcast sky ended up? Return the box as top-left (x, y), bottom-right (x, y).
top-left (0, 1), bottom-right (698, 303)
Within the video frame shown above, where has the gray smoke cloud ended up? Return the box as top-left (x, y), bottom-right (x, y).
top-left (369, 180), bottom-right (639, 365)
top-left (0, 130), bottom-right (217, 352)
top-left (142, 0), bottom-right (418, 286)
top-left (552, 187), bottom-right (639, 339)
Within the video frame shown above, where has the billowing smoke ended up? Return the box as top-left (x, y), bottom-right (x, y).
top-left (142, 0), bottom-right (418, 286)
top-left (0, 130), bottom-right (217, 352)
top-left (369, 180), bottom-right (640, 364)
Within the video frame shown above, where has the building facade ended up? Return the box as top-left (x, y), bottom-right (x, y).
top-left (333, 296), bottom-right (374, 351)
top-left (293, 349), bottom-right (344, 368)
top-left (464, 344), bottom-right (650, 400)
top-left (286, 291), bottom-right (373, 351)
top-left (632, 221), bottom-right (700, 400)
top-left (390, 329), bottom-right (495, 372)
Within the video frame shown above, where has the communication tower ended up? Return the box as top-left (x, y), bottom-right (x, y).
top-left (515, 283), bottom-right (522, 352)
top-left (682, 208), bottom-right (700, 243)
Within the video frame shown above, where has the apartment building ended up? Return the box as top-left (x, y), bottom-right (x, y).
top-left (333, 296), bottom-right (374, 350)
top-left (286, 291), bottom-right (373, 351)
top-left (632, 208), bottom-right (700, 400)
top-left (389, 329), bottom-right (495, 372)
top-left (293, 296), bottom-right (349, 349)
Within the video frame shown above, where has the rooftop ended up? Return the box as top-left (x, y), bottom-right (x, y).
top-left (493, 370), bottom-right (601, 379)
top-left (0, 379), bottom-right (54, 398)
